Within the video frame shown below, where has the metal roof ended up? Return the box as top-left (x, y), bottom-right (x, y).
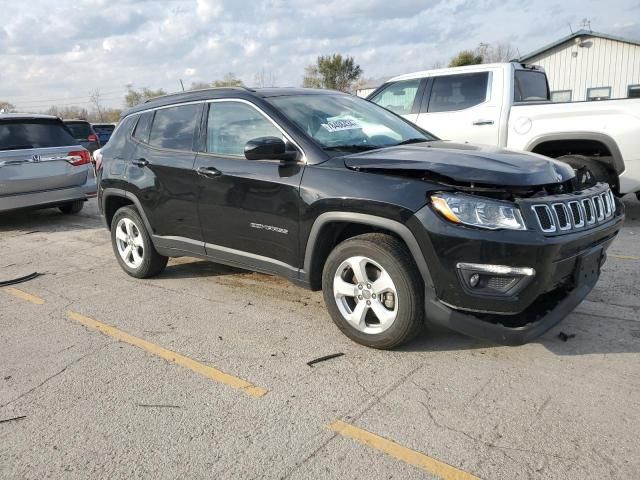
top-left (519, 29), bottom-right (640, 61)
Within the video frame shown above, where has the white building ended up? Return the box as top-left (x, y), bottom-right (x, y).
top-left (519, 29), bottom-right (640, 102)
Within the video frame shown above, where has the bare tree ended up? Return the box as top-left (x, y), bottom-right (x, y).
top-left (189, 81), bottom-right (212, 90)
top-left (254, 68), bottom-right (277, 88)
top-left (212, 73), bottom-right (243, 87)
top-left (0, 101), bottom-right (16, 113)
top-left (478, 42), bottom-right (518, 63)
top-left (90, 89), bottom-right (105, 122)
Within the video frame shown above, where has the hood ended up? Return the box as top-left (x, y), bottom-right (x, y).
top-left (343, 141), bottom-right (575, 187)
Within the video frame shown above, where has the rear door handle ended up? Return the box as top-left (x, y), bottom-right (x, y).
top-left (132, 158), bottom-right (149, 167)
top-left (196, 166), bottom-right (222, 178)
top-left (472, 119), bottom-right (495, 126)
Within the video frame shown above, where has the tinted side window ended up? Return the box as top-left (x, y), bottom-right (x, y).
top-left (206, 102), bottom-right (281, 156)
top-left (133, 112), bottom-right (153, 143)
top-left (65, 122), bottom-right (93, 138)
top-left (428, 73), bottom-right (489, 112)
top-left (103, 117), bottom-right (135, 154)
top-left (0, 119), bottom-right (76, 149)
top-left (369, 79), bottom-right (421, 115)
top-left (514, 70), bottom-right (549, 102)
top-left (148, 104), bottom-right (199, 150)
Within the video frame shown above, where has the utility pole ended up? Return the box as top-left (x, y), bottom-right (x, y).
top-left (179, 79), bottom-right (185, 91)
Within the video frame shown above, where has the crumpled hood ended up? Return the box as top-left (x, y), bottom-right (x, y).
top-left (343, 141), bottom-right (575, 186)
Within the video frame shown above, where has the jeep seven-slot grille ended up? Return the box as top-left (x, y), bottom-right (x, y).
top-left (531, 186), bottom-right (615, 235)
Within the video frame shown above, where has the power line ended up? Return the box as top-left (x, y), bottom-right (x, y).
top-left (11, 90), bottom-right (127, 106)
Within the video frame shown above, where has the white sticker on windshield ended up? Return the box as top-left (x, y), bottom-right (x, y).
top-left (321, 119), bottom-right (362, 132)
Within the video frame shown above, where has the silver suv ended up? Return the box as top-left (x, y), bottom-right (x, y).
top-left (0, 114), bottom-right (96, 214)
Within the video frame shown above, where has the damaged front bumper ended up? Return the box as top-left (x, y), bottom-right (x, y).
top-left (409, 188), bottom-right (624, 345)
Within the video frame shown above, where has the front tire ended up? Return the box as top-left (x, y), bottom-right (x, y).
top-left (110, 206), bottom-right (168, 278)
top-left (322, 233), bottom-right (424, 349)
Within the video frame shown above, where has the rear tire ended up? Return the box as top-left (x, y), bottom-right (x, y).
top-left (59, 200), bottom-right (84, 214)
top-left (110, 206), bottom-right (168, 278)
top-left (557, 154), bottom-right (614, 190)
top-left (322, 233), bottom-right (424, 349)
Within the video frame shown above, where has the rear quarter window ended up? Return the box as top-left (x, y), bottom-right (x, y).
top-left (0, 119), bottom-right (77, 150)
top-left (102, 117), bottom-right (136, 154)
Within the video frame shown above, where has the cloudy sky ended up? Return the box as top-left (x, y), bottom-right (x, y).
top-left (2, 0), bottom-right (639, 111)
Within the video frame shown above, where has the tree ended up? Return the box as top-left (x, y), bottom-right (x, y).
top-left (448, 50), bottom-right (483, 67)
top-left (90, 89), bottom-right (105, 122)
top-left (478, 42), bottom-right (517, 63)
top-left (212, 73), bottom-right (243, 87)
top-left (0, 101), bottom-right (16, 113)
top-left (254, 69), bottom-right (277, 88)
top-left (125, 87), bottom-right (167, 108)
top-left (189, 81), bottom-right (213, 90)
top-left (45, 105), bottom-right (90, 120)
top-left (302, 54), bottom-right (363, 92)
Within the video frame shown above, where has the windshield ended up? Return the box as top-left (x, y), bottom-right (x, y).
top-left (267, 94), bottom-right (436, 152)
top-left (65, 122), bottom-right (94, 139)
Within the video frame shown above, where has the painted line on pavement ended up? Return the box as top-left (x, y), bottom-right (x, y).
top-left (328, 420), bottom-right (480, 480)
top-left (67, 311), bottom-right (267, 398)
top-left (610, 254), bottom-right (640, 261)
top-left (2, 287), bottom-right (45, 305)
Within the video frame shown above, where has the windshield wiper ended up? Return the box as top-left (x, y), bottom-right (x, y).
top-left (394, 138), bottom-right (429, 146)
top-left (323, 144), bottom-right (381, 152)
top-left (0, 144), bottom-right (35, 151)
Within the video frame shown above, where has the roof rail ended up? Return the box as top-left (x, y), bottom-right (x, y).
top-left (143, 86), bottom-right (255, 103)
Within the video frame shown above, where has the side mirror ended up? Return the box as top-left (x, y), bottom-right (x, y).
top-left (244, 137), bottom-right (299, 162)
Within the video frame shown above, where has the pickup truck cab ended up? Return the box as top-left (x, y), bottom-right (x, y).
top-left (368, 62), bottom-right (640, 196)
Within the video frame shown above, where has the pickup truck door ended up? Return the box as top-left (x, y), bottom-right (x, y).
top-left (414, 71), bottom-right (502, 146)
top-left (194, 100), bottom-right (304, 270)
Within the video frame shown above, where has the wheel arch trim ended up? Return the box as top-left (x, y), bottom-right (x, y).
top-left (101, 188), bottom-right (154, 234)
top-left (525, 132), bottom-right (624, 174)
top-left (303, 212), bottom-right (434, 289)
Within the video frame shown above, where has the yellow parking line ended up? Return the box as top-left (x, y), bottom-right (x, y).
top-left (328, 420), bottom-right (480, 480)
top-left (3, 287), bottom-right (45, 305)
top-left (67, 311), bottom-right (267, 398)
top-left (610, 254), bottom-right (640, 261)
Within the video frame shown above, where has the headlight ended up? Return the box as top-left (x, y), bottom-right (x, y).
top-left (431, 193), bottom-right (526, 230)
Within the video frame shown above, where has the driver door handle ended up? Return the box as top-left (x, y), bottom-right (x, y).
top-left (132, 158), bottom-right (149, 167)
top-left (196, 166), bottom-right (222, 178)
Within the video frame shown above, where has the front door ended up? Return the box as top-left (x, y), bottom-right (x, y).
top-left (194, 100), bottom-right (304, 270)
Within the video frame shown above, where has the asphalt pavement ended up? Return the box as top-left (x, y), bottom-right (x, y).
top-left (1, 197), bottom-right (639, 479)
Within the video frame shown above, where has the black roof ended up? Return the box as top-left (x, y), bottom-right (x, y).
top-left (123, 87), bottom-right (342, 117)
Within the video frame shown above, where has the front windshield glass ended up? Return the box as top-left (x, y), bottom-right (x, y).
top-left (267, 94), bottom-right (436, 152)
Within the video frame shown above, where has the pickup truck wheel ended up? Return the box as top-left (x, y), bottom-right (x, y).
top-left (557, 154), bottom-right (613, 189)
top-left (322, 233), bottom-right (424, 349)
top-left (110, 206), bottom-right (168, 278)
top-left (59, 200), bottom-right (84, 214)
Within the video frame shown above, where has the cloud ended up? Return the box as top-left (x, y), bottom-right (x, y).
top-left (1, 0), bottom-right (639, 111)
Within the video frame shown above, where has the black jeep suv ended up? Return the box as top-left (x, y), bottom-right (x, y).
top-left (98, 87), bottom-right (624, 349)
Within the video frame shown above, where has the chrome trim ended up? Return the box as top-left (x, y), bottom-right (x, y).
top-left (582, 198), bottom-right (596, 225)
top-left (532, 204), bottom-right (556, 233)
top-left (123, 98), bottom-right (307, 163)
top-left (456, 262), bottom-right (535, 276)
top-left (601, 192), bottom-right (611, 217)
top-left (592, 195), bottom-right (605, 221)
top-left (567, 200), bottom-right (584, 228)
top-left (551, 203), bottom-right (571, 231)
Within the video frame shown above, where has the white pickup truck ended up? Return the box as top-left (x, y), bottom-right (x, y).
top-left (367, 62), bottom-right (640, 197)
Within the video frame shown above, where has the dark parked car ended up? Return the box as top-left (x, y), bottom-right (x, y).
top-left (64, 119), bottom-right (100, 154)
top-left (92, 123), bottom-right (116, 144)
top-left (98, 87), bottom-right (624, 349)
top-left (0, 114), bottom-right (95, 214)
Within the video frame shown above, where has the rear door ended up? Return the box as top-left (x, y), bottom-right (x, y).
top-left (126, 103), bottom-right (203, 242)
top-left (415, 71), bottom-right (502, 145)
top-left (0, 118), bottom-right (87, 196)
